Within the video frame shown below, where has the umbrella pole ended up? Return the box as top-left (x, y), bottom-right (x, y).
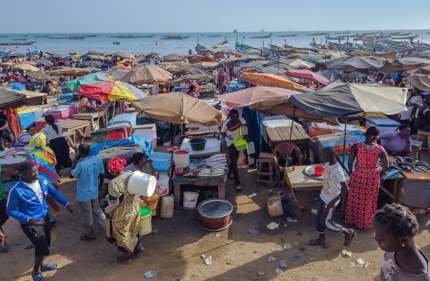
top-left (342, 116), bottom-right (347, 166)
top-left (288, 106), bottom-right (296, 141)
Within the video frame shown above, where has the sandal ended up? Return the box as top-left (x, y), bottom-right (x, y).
top-left (344, 230), bottom-right (356, 247)
top-left (0, 244), bottom-right (9, 253)
top-left (136, 245), bottom-right (145, 253)
top-left (80, 235), bottom-right (96, 241)
top-left (32, 271), bottom-right (45, 281)
top-left (41, 262), bottom-right (58, 272)
top-left (309, 239), bottom-right (328, 247)
top-left (116, 256), bottom-right (132, 265)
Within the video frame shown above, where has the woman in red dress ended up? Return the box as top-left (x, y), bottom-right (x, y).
top-left (345, 126), bottom-right (389, 229)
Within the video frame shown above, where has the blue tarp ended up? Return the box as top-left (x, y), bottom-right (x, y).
top-left (90, 134), bottom-right (151, 157)
top-left (10, 83), bottom-right (26, 90)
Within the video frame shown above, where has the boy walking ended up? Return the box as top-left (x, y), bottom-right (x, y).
top-left (70, 144), bottom-right (106, 241)
top-left (309, 147), bottom-right (355, 247)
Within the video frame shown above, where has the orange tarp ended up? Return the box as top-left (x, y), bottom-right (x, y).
top-left (240, 72), bottom-right (306, 91)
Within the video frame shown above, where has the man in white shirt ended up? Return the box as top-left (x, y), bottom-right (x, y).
top-left (309, 147), bottom-right (355, 248)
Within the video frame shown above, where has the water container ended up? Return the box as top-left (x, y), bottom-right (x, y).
top-left (160, 196), bottom-right (174, 219)
top-left (183, 191), bottom-right (199, 208)
top-left (139, 207), bottom-right (152, 235)
top-left (267, 195), bottom-right (284, 218)
top-left (155, 173), bottom-right (170, 196)
top-left (173, 149), bottom-right (190, 168)
top-left (127, 171), bottom-right (157, 197)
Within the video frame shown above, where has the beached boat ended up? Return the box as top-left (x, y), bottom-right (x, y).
top-left (307, 32), bottom-right (328, 36)
top-left (278, 33), bottom-right (298, 37)
top-left (161, 35), bottom-right (190, 40)
top-left (250, 32), bottom-right (272, 39)
top-left (0, 41), bottom-right (36, 46)
top-left (391, 35), bottom-right (418, 40)
top-left (195, 44), bottom-right (212, 55)
top-left (35, 35), bottom-right (49, 37)
top-left (213, 40), bottom-right (228, 49)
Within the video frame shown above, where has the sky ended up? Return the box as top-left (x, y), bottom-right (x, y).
top-left (2, 0), bottom-right (430, 33)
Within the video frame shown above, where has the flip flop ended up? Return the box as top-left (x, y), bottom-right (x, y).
top-left (32, 271), bottom-right (45, 281)
top-left (41, 262), bottom-right (58, 272)
top-left (116, 256), bottom-right (132, 265)
top-left (0, 244), bottom-right (9, 253)
top-left (308, 239), bottom-right (328, 247)
top-left (344, 230), bottom-right (356, 247)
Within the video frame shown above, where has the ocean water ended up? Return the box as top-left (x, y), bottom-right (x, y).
top-left (1, 30), bottom-right (430, 56)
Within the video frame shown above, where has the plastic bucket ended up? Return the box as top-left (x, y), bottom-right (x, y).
top-left (155, 173), bottom-right (170, 196)
top-left (314, 166), bottom-right (325, 177)
top-left (267, 195), bottom-right (284, 218)
top-left (173, 149), bottom-right (190, 168)
top-left (160, 195), bottom-right (174, 219)
top-left (183, 191), bottom-right (199, 209)
top-left (127, 171), bottom-right (157, 197)
top-left (139, 207), bottom-right (152, 236)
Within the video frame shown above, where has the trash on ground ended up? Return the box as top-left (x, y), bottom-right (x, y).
top-left (287, 217), bottom-right (298, 223)
top-left (248, 192), bottom-right (257, 198)
top-left (215, 233), bottom-right (221, 238)
top-left (171, 279), bottom-right (183, 281)
top-left (258, 272), bottom-right (265, 276)
top-left (267, 256), bottom-right (277, 263)
top-left (341, 250), bottom-right (352, 257)
top-left (299, 247), bottom-right (306, 252)
top-left (204, 256), bottom-right (213, 266)
top-left (294, 255), bottom-right (301, 260)
top-left (283, 243), bottom-right (293, 250)
top-left (311, 209), bottom-right (318, 215)
top-left (144, 270), bottom-right (157, 279)
top-left (248, 228), bottom-right (260, 235)
top-left (351, 258), bottom-right (369, 268)
top-left (296, 231), bottom-right (303, 237)
top-left (279, 260), bottom-right (287, 268)
top-left (275, 268), bottom-right (283, 275)
top-left (267, 222), bottom-right (280, 230)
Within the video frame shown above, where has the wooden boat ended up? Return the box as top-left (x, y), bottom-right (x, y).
top-left (391, 35), bottom-right (418, 40)
top-left (68, 36), bottom-right (85, 40)
top-left (195, 44), bottom-right (212, 55)
top-left (35, 35), bottom-right (49, 37)
top-left (86, 34), bottom-right (97, 37)
top-left (278, 33), bottom-right (298, 37)
top-left (307, 32), bottom-right (328, 36)
top-left (208, 35), bottom-right (222, 37)
top-left (161, 35), bottom-right (190, 40)
top-left (111, 35), bottom-right (135, 38)
top-left (213, 40), bottom-right (228, 49)
top-left (13, 38), bottom-right (27, 41)
top-left (113, 41), bottom-right (120, 45)
top-left (0, 41), bottom-right (36, 46)
top-left (135, 35), bottom-right (155, 38)
top-left (250, 32), bottom-right (272, 39)
top-left (233, 29), bottom-right (238, 33)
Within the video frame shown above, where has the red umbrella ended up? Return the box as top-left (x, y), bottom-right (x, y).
top-left (286, 69), bottom-right (332, 85)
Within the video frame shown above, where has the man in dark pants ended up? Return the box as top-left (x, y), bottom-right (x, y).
top-left (0, 162), bottom-right (9, 253)
top-left (7, 161), bottom-right (74, 281)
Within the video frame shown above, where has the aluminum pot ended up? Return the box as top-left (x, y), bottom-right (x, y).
top-left (197, 199), bottom-right (233, 231)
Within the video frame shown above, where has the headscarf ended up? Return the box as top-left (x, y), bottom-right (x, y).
top-left (29, 132), bottom-right (47, 150)
top-left (108, 157), bottom-right (127, 174)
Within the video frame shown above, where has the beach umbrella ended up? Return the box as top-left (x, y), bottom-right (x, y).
top-left (0, 61), bottom-right (14, 67)
top-left (26, 71), bottom-right (53, 82)
top-left (0, 89), bottom-right (46, 109)
top-left (122, 66), bottom-right (173, 84)
top-left (101, 70), bottom-right (127, 79)
top-left (289, 82), bottom-right (408, 118)
top-left (187, 55), bottom-right (217, 64)
top-left (14, 63), bottom-right (40, 72)
top-left (65, 73), bottom-right (112, 92)
top-left (286, 69), bottom-right (332, 85)
top-left (46, 51), bottom-right (60, 56)
top-left (167, 74), bottom-right (211, 86)
top-left (110, 64), bottom-right (131, 71)
top-left (6, 53), bottom-right (25, 58)
top-left (285, 58), bottom-right (315, 69)
top-left (162, 53), bottom-right (184, 62)
top-left (325, 56), bottom-right (385, 72)
top-left (82, 61), bottom-right (102, 68)
top-left (35, 59), bottom-right (54, 67)
top-left (111, 52), bottom-right (135, 59)
top-left (76, 80), bottom-right (147, 101)
top-left (380, 57), bottom-right (430, 72)
top-left (217, 86), bottom-right (301, 108)
top-left (167, 66), bottom-right (209, 76)
top-left (131, 92), bottom-right (223, 126)
top-left (138, 57), bottom-right (159, 65)
top-left (47, 67), bottom-right (91, 77)
top-left (406, 74), bottom-right (430, 92)
top-left (87, 54), bottom-right (105, 60)
top-left (240, 72), bottom-right (306, 91)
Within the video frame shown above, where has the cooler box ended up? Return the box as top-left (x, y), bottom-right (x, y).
top-left (133, 129), bottom-right (157, 151)
top-left (56, 93), bottom-right (74, 101)
top-left (108, 113), bottom-right (137, 128)
top-left (17, 107), bottom-right (45, 129)
top-left (365, 117), bottom-right (400, 133)
top-left (149, 152), bottom-right (172, 173)
top-left (91, 126), bottom-right (131, 142)
top-left (35, 118), bottom-right (48, 132)
top-left (46, 105), bottom-right (71, 120)
top-left (68, 103), bottom-right (79, 116)
top-left (155, 172), bottom-right (170, 196)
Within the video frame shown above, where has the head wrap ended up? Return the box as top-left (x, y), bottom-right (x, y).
top-left (29, 132), bottom-right (47, 149)
top-left (108, 157), bottom-right (127, 174)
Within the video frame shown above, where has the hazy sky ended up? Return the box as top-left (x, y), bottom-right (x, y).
top-left (2, 0), bottom-right (430, 33)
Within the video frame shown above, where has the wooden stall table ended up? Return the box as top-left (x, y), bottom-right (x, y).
top-left (172, 171), bottom-right (228, 207)
top-left (398, 171), bottom-right (430, 209)
top-left (57, 119), bottom-right (91, 145)
top-left (180, 138), bottom-right (221, 157)
top-left (72, 111), bottom-right (107, 132)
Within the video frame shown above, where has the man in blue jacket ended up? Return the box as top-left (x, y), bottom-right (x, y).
top-left (7, 161), bottom-right (73, 281)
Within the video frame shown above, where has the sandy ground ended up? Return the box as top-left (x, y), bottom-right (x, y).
top-left (1, 160), bottom-right (430, 281)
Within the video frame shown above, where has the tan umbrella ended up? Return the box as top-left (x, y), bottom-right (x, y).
top-left (0, 61), bottom-right (14, 67)
top-left (193, 61), bottom-right (219, 68)
top-left (15, 63), bottom-right (40, 72)
top-left (47, 67), bottom-right (91, 77)
top-left (132, 92), bottom-right (223, 126)
top-left (162, 53), bottom-right (184, 62)
top-left (112, 52), bottom-right (135, 59)
top-left (122, 66), bottom-right (173, 84)
top-left (82, 61), bottom-right (102, 67)
top-left (26, 71), bottom-right (53, 81)
top-left (188, 55), bottom-right (217, 64)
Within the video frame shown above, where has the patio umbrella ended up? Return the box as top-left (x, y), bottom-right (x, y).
top-left (167, 66), bottom-right (209, 76)
top-left (162, 53), bottom-right (184, 62)
top-left (47, 67), bottom-right (91, 77)
top-left (380, 57), bottom-right (430, 72)
top-left (217, 86), bottom-right (301, 108)
top-left (166, 74), bottom-right (211, 86)
top-left (76, 80), bottom-right (147, 101)
top-left (325, 56), bottom-right (385, 72)
top-left (26, 71), bottom-right (53, 82)
top-left (14, 63), bottom-right (40, 72)
top-left (111, 52), bottom-right (135, 60)
top-left (285, 58), bottom-right (315, 69)
top-left (240, 72), bottom-right (306, 91)
top-left (406, 74), bottom-right (430, 92)
top-left (289, 82), bottom-right (408, 118)
top-left (82, 61), bottom-right (102, 68)
top-left (286, 69), bottom-right (332, 85)
top-left (131, 92), bottom-right (223, 126)
top-left (65, 73), bottom-right (112, 92)
top-left (122, 66), bottom-right (173, 84)
top-left (35, 59), bottom-right (54, 67)
top-left (101, 70), bottom-right (127, 79)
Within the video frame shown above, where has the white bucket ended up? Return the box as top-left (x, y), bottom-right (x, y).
top-left (173, 149), bottom-right (190, 168)
top-left (183, 191), bottom-right (199, 208)
top-left (127, 171), bottom-right (157, 197)
top-left (160, 195), bottom-right (174, 219)
top-left (155, 173), bottom-right (170, 196)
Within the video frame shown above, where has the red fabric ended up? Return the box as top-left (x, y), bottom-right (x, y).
top-left (108, 157), bottom-right (127, 174)
top-left (76, 81), bottom-right (115, 101)
top-left (345, 143), bottom-right (382, 229)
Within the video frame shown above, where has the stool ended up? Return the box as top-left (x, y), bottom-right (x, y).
top-left (417, 130), bottom-right (430, 150)
top-left (256, 153), bottom-right (274, 184)
top-left (411, 139), bottom-right (423, 160)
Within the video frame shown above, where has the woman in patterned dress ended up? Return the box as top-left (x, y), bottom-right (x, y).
top-left (345, 126), bottom-right (389, 229)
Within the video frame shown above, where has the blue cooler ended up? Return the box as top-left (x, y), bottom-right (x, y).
top-left (365, 118), bottom-right (400, 133)
top-left (108, 113), bottom-right (137, 128)
top-left (149, 152), bottom-right (172, 173)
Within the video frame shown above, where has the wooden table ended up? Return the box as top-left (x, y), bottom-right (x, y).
top-left (57, 119), bottom-right (91, 146)
top-left (397, 171), bottom-right (430, 208)
top-left (180, 138), bottom-right (221, 158)
top-left (172, 172), bottom-right (228, 207)
top-left (72, 111), bottom-right (107, 132)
